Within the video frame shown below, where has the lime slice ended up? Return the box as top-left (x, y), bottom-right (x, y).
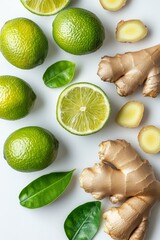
top-left (20, 0), bottom-right (70, 16)
top-left (56, 83), bottom-right (111, 135)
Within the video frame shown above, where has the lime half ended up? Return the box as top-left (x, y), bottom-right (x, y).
top-left (20, 0), bottom-right (70, 16)
top-left (56, 83), bottom-right (111, 135)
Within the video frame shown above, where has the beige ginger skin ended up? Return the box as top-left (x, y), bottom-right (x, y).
top-left (97, 45), bottom-right (160, 97)
top-left (80, 140), bottom-right (160, 240)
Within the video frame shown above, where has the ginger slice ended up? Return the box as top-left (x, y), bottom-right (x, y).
top-left (116, 19), bottom-right (148, 43)
top-left (99, 0), bottom-right (127, 11)
top-left (138, 125), bottom-right (160, 154)
top-left (116, 101), bottom-right (144, 128)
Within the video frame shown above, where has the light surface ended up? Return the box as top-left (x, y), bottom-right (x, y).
top-left (0, 0), bottom-right (160, 240)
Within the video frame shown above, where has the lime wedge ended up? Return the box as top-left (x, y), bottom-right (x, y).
top-left (56, 83), bottom-right (111, 135)
top-left (20, 0), bottom-right (70, 16)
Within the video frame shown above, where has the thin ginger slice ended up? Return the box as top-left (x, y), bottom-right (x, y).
top-left (116, 101), bottom-right (144, 128)
top-left (138, 125), bottom-right (160, 154)
top-left (99, 0), bottom-right (127, 11)
top-left (116, 19), bottom-right (148, 43)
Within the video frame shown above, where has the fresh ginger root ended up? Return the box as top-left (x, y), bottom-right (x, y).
top-left (138, 125), bottom-right (160, 154)
top-left (98, 44), bottom-right (160, 97)
top-left (116, 20), bottom-right (148, 43)
top-left (116, 101), bottom-right (144, 128)
top-left (80, 139), bottom-right (160, 240)
top-left (99, 0), bottom-right (127, 11)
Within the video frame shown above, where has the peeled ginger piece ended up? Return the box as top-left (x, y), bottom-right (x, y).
top-left (138, 125), bottom-right (160, 154)
top-left (99, 0), bottom-right (127, 11)
top-left (116, 101), bottom-right (144, 128)
top-left (116, 19), bottom-right (148, 43)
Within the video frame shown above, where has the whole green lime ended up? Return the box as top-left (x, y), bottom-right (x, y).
top-left (0, 18), bottom-right (48, 69)
top-left (52, 8), bottom-right (105, 55)
top-left (0, 75), bottom-right (36, 120)
top-left (4, 126), bottom-right (59, 172)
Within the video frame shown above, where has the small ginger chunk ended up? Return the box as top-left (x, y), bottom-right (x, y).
top-left (116, 101), bottom-right (144, 128)
top-left (116, 19), bottom-right (148, 43)
top-left (99, 0), bottom-right (127, 11)
top-left (138, 125), bottom-right (160, 154)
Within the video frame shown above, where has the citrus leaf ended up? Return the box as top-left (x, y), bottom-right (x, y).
top-left (19, 169), bottom-right (75, 208)
top-left (64, 201), bottom-right (101, 240)
top-left (43, 60), bottom-right (76, 88)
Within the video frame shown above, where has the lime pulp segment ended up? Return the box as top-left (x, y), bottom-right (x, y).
top-left (56, 83), bottom-right (110, 135)
top-left (20, 0), bottom-right (70, 15)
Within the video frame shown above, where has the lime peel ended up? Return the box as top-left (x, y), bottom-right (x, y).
top-left (52, 8), bottom-right (105, 55)
top-left (4, 126), bottom-right (59, 172)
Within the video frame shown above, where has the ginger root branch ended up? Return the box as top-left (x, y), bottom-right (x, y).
top-left (103, 196), bottom-right (153, 240)
top-left (98, 44), bottom-right (160, 97)
top-left (80, 139), bottom-right (160, 240)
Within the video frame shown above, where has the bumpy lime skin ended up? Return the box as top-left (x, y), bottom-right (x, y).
top-left (52, 8), bottom-right (105, 55)
top-left (3, 126), bottom-right (59, 172)
top-left (0, 18), bottom-right (48, 69)
top-left (0, 75), bottom-right (36, 120)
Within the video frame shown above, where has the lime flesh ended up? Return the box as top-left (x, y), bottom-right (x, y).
top-left (56, 83), bottom-right (111, 135)
top-left (20, 0), bottom-right (70, 16)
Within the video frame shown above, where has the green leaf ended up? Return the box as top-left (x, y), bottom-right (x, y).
top-left (19, 169), bottom-right (75, 208)
top-left (43, 60), bottom-right (76, 88)
top-left (64, 201), bottom-right (101, 240)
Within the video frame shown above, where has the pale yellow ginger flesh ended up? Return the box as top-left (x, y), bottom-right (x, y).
top-left (97, 44), bottom-right (160, 97)
top-left (99, 0), bottom-right (127, 11)
top-left (80, 139), bottom-right (160, 240)
top-left (116, 20), bottom-right (148, 43)
top-left (138, 125), bottom-right (160, 154)
top-left (116, 101), bottom-right (144, 128)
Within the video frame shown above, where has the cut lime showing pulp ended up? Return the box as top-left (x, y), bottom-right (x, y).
top-left (56, 83), bottom-right (111, 135)
top-left (20, 0), bottom-right (70, 16)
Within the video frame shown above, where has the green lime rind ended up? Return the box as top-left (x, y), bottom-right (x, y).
top-left (4, 126), bottom-right (59, 172)
top-left (0, 18), bottom-right (48, 69)
top-left (0, 75), bottom-right (36, 120)
top-left (56, 82), bottom-right (111, 136)
top-left (20, 0), bottom-right (71, 16)
top-left (52, 8), bottom-right (105, 55)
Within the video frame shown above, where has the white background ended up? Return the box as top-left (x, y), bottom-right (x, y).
top-left (0, 0), bottom-right (160, 239)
